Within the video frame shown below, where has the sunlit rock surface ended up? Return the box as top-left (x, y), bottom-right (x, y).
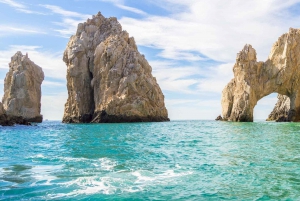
top-left (221, 28), bottom-right (300, 122)
top-left (2, 51), bottom-right (44, 123)
top-left (63, 12), bottom-right (169, 123)
top-left (267, 94), bottom-right (290, 122)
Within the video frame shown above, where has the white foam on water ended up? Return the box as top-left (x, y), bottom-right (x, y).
top-left (96, 158), bottom-right (117, 171)
top-left (175, 164), bottom-right (181, 169)
top-left (29, 165), bottom-right (62, 186)
top-left (132, 169), bottom-right (193, 184)
top-left (58, 157), bottom-right (89, 162)
top-left (47, 176), bottom-right (119, 199)
top-left (42, 157), bottom-right (192, 199)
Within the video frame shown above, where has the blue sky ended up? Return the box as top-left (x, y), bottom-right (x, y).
top-left (0, 0), bottom-right (300, 120)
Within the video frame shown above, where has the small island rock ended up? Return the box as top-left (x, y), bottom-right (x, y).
top-left (2, 51), bottom-right (44, 123)
top-left (63, 12), bottom-right (169, 123)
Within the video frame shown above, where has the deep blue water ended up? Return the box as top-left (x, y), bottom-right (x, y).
top-left (1, 120), bottom-right (300, 200)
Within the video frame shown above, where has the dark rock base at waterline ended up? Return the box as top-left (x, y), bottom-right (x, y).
top-left (26, 115), bottom-right (43, 123)
top-left (215, 115), bottom-right (223, 121)
top-left (62, 111), bottom-right (170, 123)
top-left (0, 115), bottom-right (31, 126)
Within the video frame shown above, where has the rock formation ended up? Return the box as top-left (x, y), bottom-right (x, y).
top-left (267, 94), bottom-right (290, 121)
top-left (215, 115), bottom-right (223, 121)
top-left (1, 51), bottom-right (44, 124)
top-left (0, 101), bottom-right (30, 126)
top-left (221, 28), bottom-right (300, 122)
top-left (63, 12), bottom-right (169, 123)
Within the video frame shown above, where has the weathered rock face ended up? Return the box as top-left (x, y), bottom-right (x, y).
top-left (267, 94), bottom-right (290, 121)
top-left (0, 101), bottom-right (31, 126)
top-left (2, 51), bottom-right (44, 123)
top-left (63, 12), bottom-right (169, 123)
top-left (221, 28), bottom-right (300, 122)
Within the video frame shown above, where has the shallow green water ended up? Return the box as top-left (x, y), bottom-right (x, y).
top-left (1, 120), bottom-right (300, 200)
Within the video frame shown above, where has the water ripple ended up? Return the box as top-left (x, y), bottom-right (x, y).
top-left (1, 120), bottom-right (300, 200)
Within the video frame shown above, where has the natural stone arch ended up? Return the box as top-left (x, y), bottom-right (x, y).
top-left (221, 28), bottom-right (300, 122)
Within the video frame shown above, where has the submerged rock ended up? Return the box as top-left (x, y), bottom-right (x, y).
top-left (2, 51), bottom-right (44, 124)
top-left (63, 12), bottom-right (169, 123)
top-left (221, 28), bottom-right (300, 122)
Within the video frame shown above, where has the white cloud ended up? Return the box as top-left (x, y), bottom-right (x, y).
top-left (0, 25), bottom-right (47, 36)
top-left (43, 81), bottom-right (65, 87)
top-left (120, 0), bottom-right (300, 62)
top-left (0, 0), bottom-right (47, 14)
top-left (41, 93), bottom-right (67, 120)
top-left (115, 4), bottom-right (147, 15)
top-left (150, 60), bottom-right (201, 94)
top-left (41, 4), bottom-right (91, 38)
top-left (166, 99), bottom-right (222, 120)
top-left (0, 45), bottom-right (66, 80)
top-left (197, 63), bottom-right (234, 93)
top-left (95, 0), bottom-right (147, 15)
top-left (41, 5), bottom-right (90, 18)
top-left (0, 0), bottom-right (24, 8)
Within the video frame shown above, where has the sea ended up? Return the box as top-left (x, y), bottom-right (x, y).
top-left (1, 120), bottom-right (300, 200)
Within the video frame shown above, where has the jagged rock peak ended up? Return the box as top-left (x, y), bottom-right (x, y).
top-left (63, 12), bottom-right (169, 123)
top-left (2, 51), bottom-right (44, 123)
top-left (221, 28), bottom-right (300, 122)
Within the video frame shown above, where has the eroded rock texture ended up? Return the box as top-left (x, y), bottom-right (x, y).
top-left (2, 51), bottom-right (44, 123)
top-left (63, 12), bottom-right (169, 123)
top-left (221, 28), bottom-right (300, 122)
top-left (267, 94), bottom-right (290, 121)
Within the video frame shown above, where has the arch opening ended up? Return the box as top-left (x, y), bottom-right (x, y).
top-left (254, 93), bottom-right (278, 122)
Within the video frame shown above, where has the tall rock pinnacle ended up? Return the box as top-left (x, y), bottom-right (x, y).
top-left (1, 51), bottom-right (44, 125)
top-left (62, 12), bottom-right (169, 123)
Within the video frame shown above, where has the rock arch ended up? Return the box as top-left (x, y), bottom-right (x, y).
top-left (221, 28), bottom-right (300, 122)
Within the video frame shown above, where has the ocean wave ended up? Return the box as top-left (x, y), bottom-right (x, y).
top-left (45, 168), bottom-right (193, 199)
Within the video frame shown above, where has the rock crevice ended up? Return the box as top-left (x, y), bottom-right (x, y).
top-left (63, 12), bottom-right (169, 123)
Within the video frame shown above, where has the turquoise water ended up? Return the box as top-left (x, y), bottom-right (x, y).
top-left (1, 121), bottom-right (300, 200)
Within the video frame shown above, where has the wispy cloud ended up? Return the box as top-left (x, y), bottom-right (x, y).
top-left (120, 0), bottom-right (300, 62)
top-left (150, 60), bottom-right (201, 94)
top-left (95, 0), bottom-right (147, 15)
top-left (41, 5), bottom-right (90, 18)
top-left (41, 4), bottom-right (91, 38)
top-left (197, 63), bottom-right (234, 93)
top-left (0, 25), bottom-right (47, 36)
top-left (0, 25), bottom-right (47, 35)
top-left (0, 0), bottom-right (24, 8)
top-left (0, 0), bottom-right (47, 14)
top-left (115, 4), bottom-right (147, 15)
